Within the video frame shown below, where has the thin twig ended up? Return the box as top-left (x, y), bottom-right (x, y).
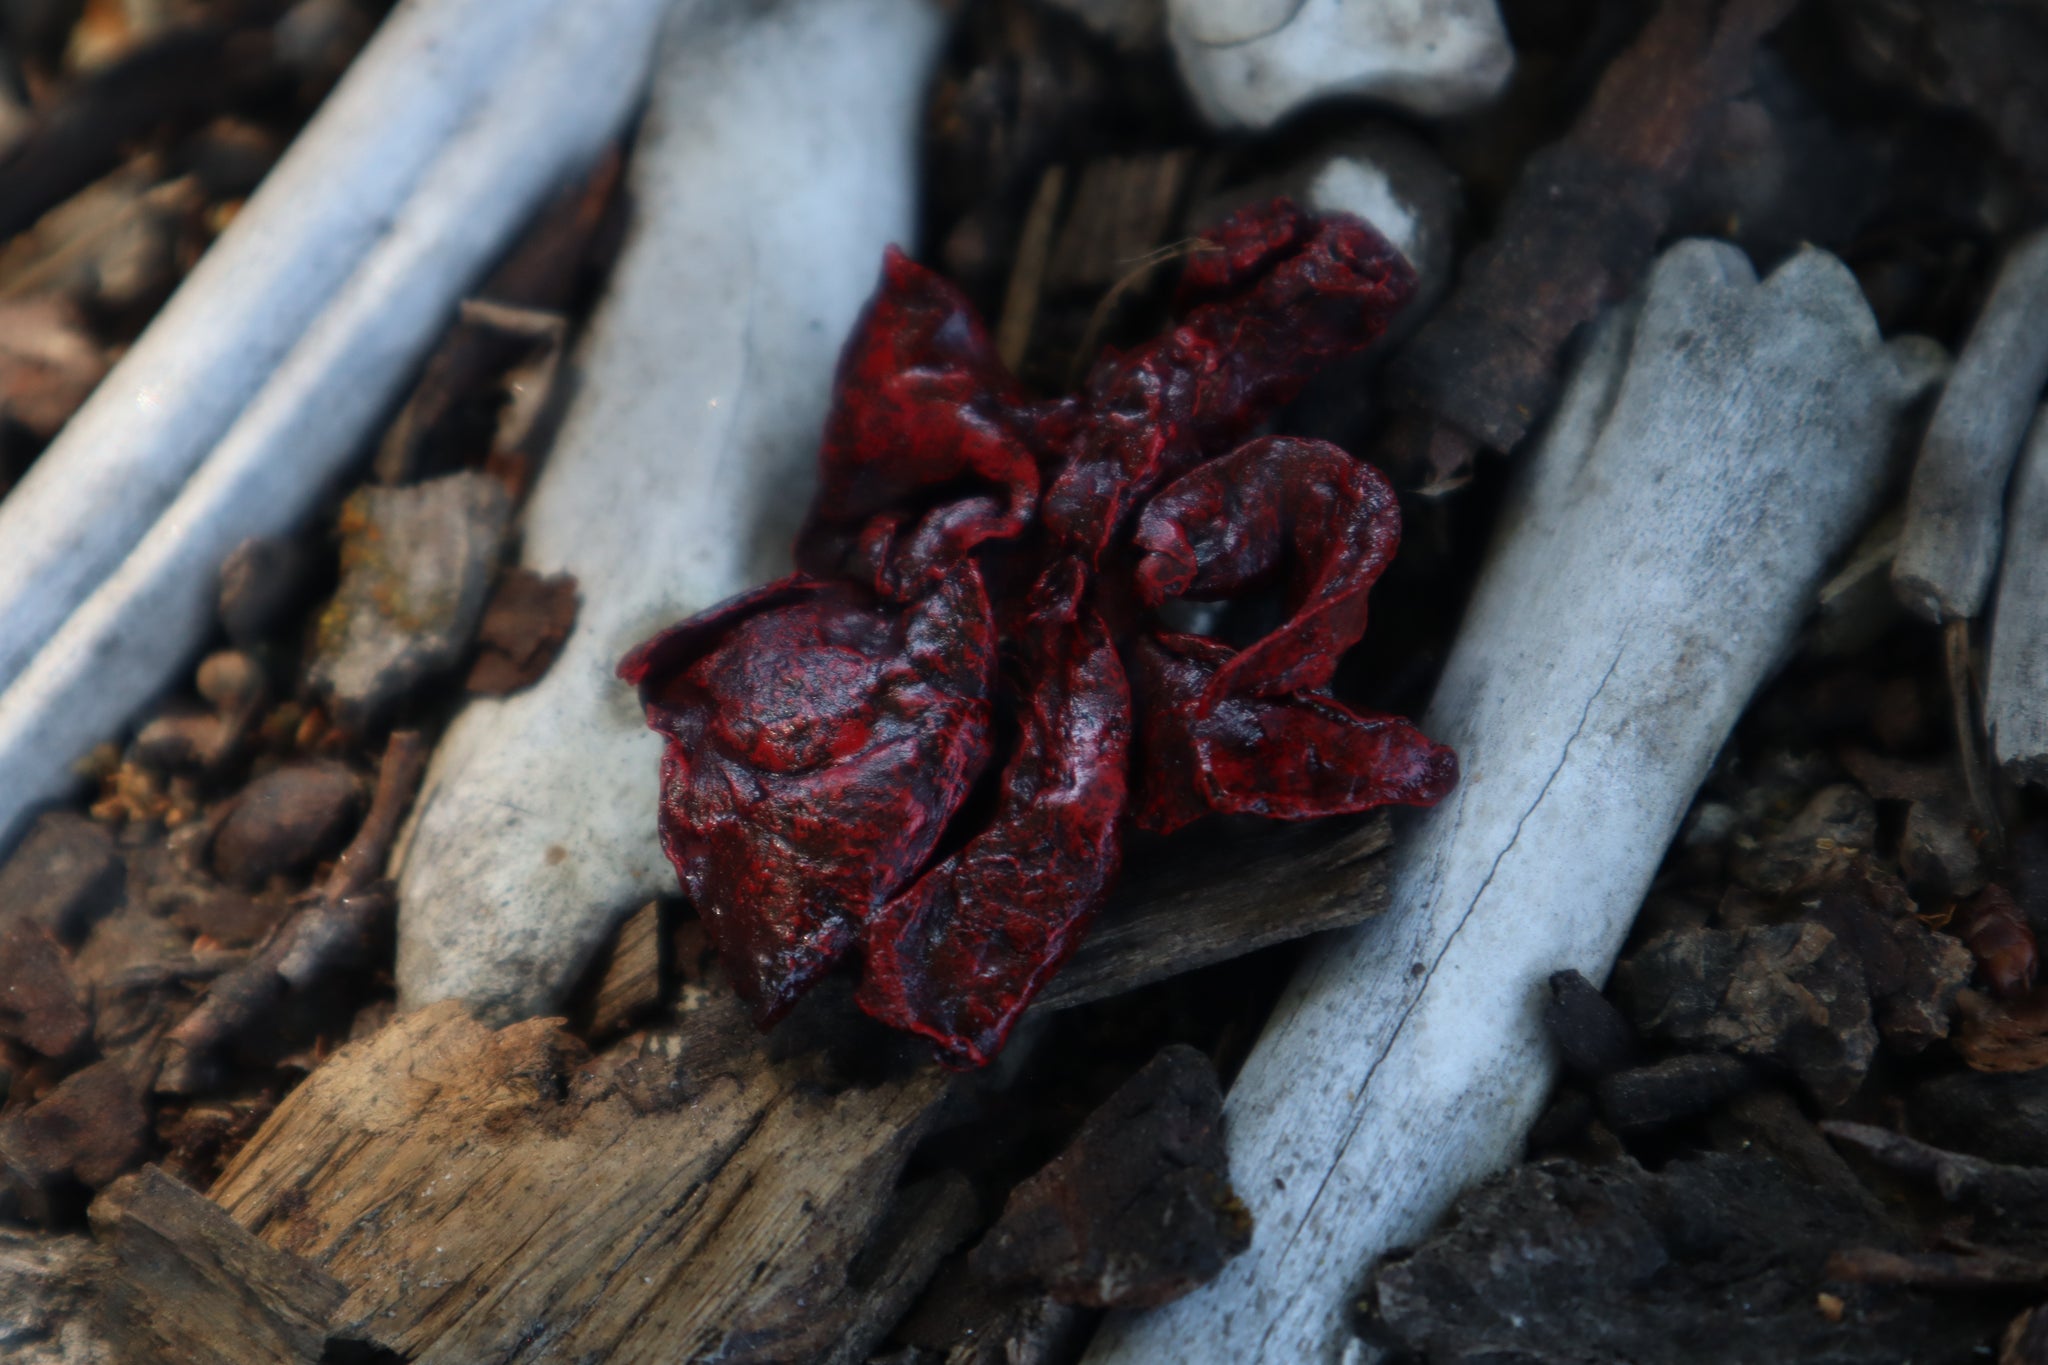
top-left (156, 731), bottom-right (429, 1093)
top-left (994, 164), bottom-right (1066, 374)
top-left (1066, 237), bottom-right (1221, 390)
top-left (1944, 617), bottom-right (2003, 847)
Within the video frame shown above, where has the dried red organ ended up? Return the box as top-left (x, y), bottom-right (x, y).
top-left (620, 199), bottom-right (1457, 1066)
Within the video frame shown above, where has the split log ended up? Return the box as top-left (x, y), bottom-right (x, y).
top-left (1988, 405), bottom-right (2048, 784)
top-left (0, 0), bottom-right (668, 855)
top-left (0, 0), bottom-right (561, 700)
top-left (1893, 228), bottom-right (2048, 623)
top-left (393, 0), bottom-right (945, 1023)
top-left (1086, 241), bottom-right (1932, 1364)
top-left (208, 997), bottom-right (954, 1364)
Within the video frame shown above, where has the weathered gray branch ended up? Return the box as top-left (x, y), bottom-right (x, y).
top-left (1892, 227), bottom-right (2048, 623)
top-left (1988, 404), bottom-right (2048, 784)
top-left (1088, 241), bottom-right (1933, 1364)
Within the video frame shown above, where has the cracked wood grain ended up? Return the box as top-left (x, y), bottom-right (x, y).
top-left (208, 998), bottom-right (953, 1364)
top-left (1087, 240), bottom-right (1936, 1364)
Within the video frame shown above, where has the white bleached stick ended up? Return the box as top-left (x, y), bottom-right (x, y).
top-left (0, 0), bottom-right (670, 853)
top-left (1087, 241), bottom-right (1930, 1365)
top-left (1988, 405), bottom-right (2048, 784)
top-left (392, 0), bottom-right (944, 1023)
top-left (0, 0), bottom-right (561, 695)
top-left (1892, 227), bottom-right (2048, 623)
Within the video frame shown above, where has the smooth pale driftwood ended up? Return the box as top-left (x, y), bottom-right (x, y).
top-left (209, 999), bottom-right (953, 1364)
top-left (394, 0), bottom-right (944, 1023)
top-left (1167, 0), bottom-right (1511, 129)
top-left (0, 0), bottom-right (559, 699)
top-left (1892, 227), bottom-right (2048, 623)
top-left (0, 0), bottom-right (668, 856)
top-left (1988, 405), bottom-right (2048, 784)
top-left (1087, 241), bottom-right (1931, 1365)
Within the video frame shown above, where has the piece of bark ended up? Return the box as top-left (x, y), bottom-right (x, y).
top-left (1802, 882), bottom-right (1973, 1054)
top-left (1726, 783), bottom-right (1876, 897)
top-left (1893, 232), bottom-right (2048, 623)
top-left (0, 23), bottom-right (244, 242)
top-left (0, 159), bottom-right (201, 313)
top-left (394, 0), bottom-right (945, 1024)
top-left (209, 997), bottom-right (953, 1363)
top-left (308, 473), bottom-right (512, 730)
top-left (89, 1165), bottom-right (347, 1365)
top-left (464, 569), bottom-right (579, 696)
top-left (973, 1045), bottom-right (1248, 1309)
top-left (574, 900), bottom-right (663, 1040)
top-left (1542, 969), bottom-right (1641, 1079)
top-left (1377, 0), bottom-right (1798, 492)
top-left (1088, 242), bottom-right (1929, 1364)
top-left (1, 1060), bottom-right (150, 1222)
top-left (0, 812), bottom-right (123, 941)
top-left (1036, 815), bottom-right (1390, 1012)
top-left (0, 921), bottom-right (90, 1059)
top-left (1361, 1151), bottom-right (1993, 1365)
top-left (1989, 406), bottom-right (2048, 784)
top-left (0, 297), bottom-right (108, 440)
top-left (372, 156), bottom-right (621, 487)
top-left (209, 761), bottom-right (362, 890)
top-left (1910, 1070), bottom-right (2048, 1168)
top-left (1621, 922), bottom-right (1878, 1108)
top-left (0, 0), bottom-right (669, 858)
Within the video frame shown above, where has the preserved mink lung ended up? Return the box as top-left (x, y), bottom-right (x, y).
top-left (620, 198), bottom-right (1456, 1067)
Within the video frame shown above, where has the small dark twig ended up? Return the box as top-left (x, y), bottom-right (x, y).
top-left (1823, 1246), bottom-right (2048, 1292)
top-left (156, 731), bottom-right (428, 1094)
top-left (1943, 617), bottom-right (2003, 846)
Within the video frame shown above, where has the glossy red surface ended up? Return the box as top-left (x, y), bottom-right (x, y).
top-left (621, 199), bottom-right (1457, 1063)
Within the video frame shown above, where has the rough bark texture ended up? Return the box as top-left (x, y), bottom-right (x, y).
top-left (89, 1166), bottom-right (347, 1365)
top-left (208, 999), bottom-right (952, 1364)
top-left (1376, 0), bottom-right (1798, 491)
